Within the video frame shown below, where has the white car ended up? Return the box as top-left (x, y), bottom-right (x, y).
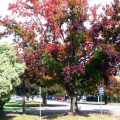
top-left (34, 96), bottom-right (42, 102)
top-left (15, 96), bottom-right (22, 101)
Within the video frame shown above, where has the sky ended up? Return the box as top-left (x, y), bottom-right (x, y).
top-left (0, 0), bottom-right (114, 16)
top-left (0, 0), bottom-right (114, 43)
top-left (0, 0), bottom-right (12, 17)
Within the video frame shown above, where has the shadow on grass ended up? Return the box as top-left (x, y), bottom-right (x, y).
top-left (36, 110), bottom-right (108, 119)
top-left (26, 111), bottom-right (90, 120)
top-left (42, 113), bottom-right (73, 120)
top-left (2, 110), bottom-right (113, 120)
top-left (27, 109), bottom-right (112, 119)
top-left (1, 112), bottom-right (60, 120)
top-left (28, 112), bottom-right (62, 120)
top-left (25, 109), bottom-right (92, 119)
top-left (0, 114), bottom-right (16, 120)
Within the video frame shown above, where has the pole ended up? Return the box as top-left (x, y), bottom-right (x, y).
top-left (98, 96), bottom-right (99, 103)
top-left (22, 79), bottom-right (25, 113)
top-left (100, 95), bottom-right (102, 117)
top-left (39, 87), bottom-right (41, 120)
top-left (99, 85), bottom-right (104, 118)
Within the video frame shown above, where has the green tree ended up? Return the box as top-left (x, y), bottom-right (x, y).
top-left (0, 42), bottom-right (25, 113)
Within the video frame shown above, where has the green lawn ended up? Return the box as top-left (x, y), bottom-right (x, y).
top-left (4, 100), bottom-right (64, 111)
top-left (4, 101), bottom-right (40, 111)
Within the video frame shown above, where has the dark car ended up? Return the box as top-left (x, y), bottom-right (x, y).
top-left (55, 96), bottom-right (65, 101)
top-left (46, 95), bottom-right (55, 100)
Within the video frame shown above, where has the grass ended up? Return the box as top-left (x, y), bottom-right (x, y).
top-left (1, 112), bottom-right (120, 120)
top-left (4, 100), bottom-right (66, 111)
top-left (4, 101), bottom-right (35, 111)
top-left (42, 112), bottom-right (120, 120)
top-left (1, 113), bottom-right (40, 120)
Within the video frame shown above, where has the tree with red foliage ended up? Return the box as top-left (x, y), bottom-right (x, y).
top-left (89, 0), bottom-right (120, 103)
top-left (0, 0), bottom-right (120, 114)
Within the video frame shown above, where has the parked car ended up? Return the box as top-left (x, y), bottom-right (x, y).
top-left (55, 96), bottom-right (65, 101)
top-left (34, 96), bottom-right (42, 102)
top-left (86, 95), bottom-right (98, 102)
top-left (15, 96), bottom-right (22, 101)
top-left (46, 95), bottom-right (55, 100)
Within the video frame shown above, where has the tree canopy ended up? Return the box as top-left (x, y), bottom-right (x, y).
top-left (0, 42), bottom-right (25, 112)
top-left (0, 0), bottom-right (120, 113)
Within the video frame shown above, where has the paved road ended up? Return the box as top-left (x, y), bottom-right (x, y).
top-left (26, 100), bottom-right (120, 116)
top-left (77, 102), bottom-right (120, 115)
top-left (4, 100), bottom-right (120, 116)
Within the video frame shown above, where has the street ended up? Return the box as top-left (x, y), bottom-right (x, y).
top-left (37, 100), bottom-right (120, 116)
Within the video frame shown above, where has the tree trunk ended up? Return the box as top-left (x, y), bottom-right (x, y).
top-left (75, 96), bottom-right (79, 112)
top-left (42, 94), bottom-right (47, 106)
top-left (0, 98), bottom-right (10, 114)
top-left (22, 79), bottom-right (26, 113)
top-left (70, 96), bottom-right (74, 113)
top-left (69, 95), bottom-right (79, 114)
top-left (0, 104), bottom-right (3, 114)
top-left (104, 94), bottom-right (108, 104)
top-left (32, 96), bottom-right (34, 102)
